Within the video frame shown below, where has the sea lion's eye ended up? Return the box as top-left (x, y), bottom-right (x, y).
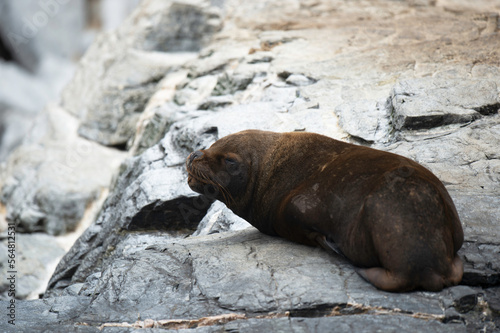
top-left (225, 157), bottom-right (240, 175)
top-left (225, 157), bottom-right (237, 165)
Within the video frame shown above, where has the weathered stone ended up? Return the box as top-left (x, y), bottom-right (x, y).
top-left (0, 106), bottom-right (125, 235)
top-left (212, 71), bottom-right (255, 96)
top-left (0, 60), bottom-right (74, 162)
top-left (173, 75), bottom-right (218, 106)
top-left (335, 99), bottom-right (391, 142)
top-left (0, 296), bottom-right (95, 332)
top-left (198, 95), bottom-right (234, 110)
top-left (61, 0), bottom-right (222, 147)
top-left (46, 143), bottom-right (209, 290)
top-left (192, 201), bottom-right (250, 237)
top-left (0, 233), bottom-right (65, 300)
top-left (285, 73), bottom-right (317, 86)
top-left (448, 286), bottom-right (479, 313)
top-left (130, 0), bottom-right (223, 53)
top-left (58, 229), bottom-right (449, 321)
top-left (129, 70), bottom-right (192, 155)
top-left (223, 316), bottom-right (465, 333)
top-left (0, 0), bottom-right (86, 72)
top-left (0, 103), bottom-right (34, 162)
top-left (391, 78), bottom-right (500, 130)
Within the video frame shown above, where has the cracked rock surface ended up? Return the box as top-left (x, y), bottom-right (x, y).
top-left (1, 0), bottom-right (499, 332)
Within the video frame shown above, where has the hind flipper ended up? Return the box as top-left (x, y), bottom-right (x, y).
top-left (447, 255), bottom-right (464, 286)
top-left (356, 267), bottom-right (412, 292)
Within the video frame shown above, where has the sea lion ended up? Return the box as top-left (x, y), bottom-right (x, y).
top-left (186, 130), bottom-right (464, 292)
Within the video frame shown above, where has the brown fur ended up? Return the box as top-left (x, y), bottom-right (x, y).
top-left (186, 130), bottom-right (464, 292)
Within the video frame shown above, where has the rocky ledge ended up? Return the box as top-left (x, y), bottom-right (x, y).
top-left (0, 0), bottom-right (499, 332)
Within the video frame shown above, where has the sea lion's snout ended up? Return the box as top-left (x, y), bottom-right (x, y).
top-left (187, 150), bottom-right (204, 167)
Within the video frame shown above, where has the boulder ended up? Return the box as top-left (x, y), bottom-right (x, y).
top-left (0, 105), bottom-right (125, 235)
top-left (391, 78), bottom-right (500, 130)
top-left (0, 233), bottom-right (65, 300)
top-left (60, 0), bottom-right (223, 148)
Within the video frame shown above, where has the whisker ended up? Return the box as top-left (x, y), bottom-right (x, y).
top-left (190, 167), bottom-right (235, 206)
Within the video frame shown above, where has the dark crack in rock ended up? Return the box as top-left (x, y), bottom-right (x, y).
top-left (391, 78), bottom-right (500, 131)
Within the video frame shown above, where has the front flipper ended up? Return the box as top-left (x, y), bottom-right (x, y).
top-left (312, 233), bottom-right (346, 258)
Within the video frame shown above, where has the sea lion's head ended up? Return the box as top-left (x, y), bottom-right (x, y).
top-left (186, 131), bottom-right (260, 209)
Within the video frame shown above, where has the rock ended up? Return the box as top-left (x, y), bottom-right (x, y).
top-left (63, 47), bottom-right (197, 148)
top-left (6, 229), bottom-right (471, 332)
top-left (0, 105), bottom-right (125, 235)
top-left (192, 201), bottom-right (251, 236)
top-left (0, 233), bottom-right (65, 300)
top-left (60, 0), bottom-right (222, 148)
top-left (284, 73), bottom-right (317, 86)
top-left (391, 78), bottom-right (500, 130)
top-left (173, 75), bottom-right (219, 106)
top-left (485, 287), bottom-right (500, 316)
top-left (460, 242), bottom-right (500, 287)
top-left (45, 142), bottom-right (211, 291)
top-left (0, 0), bottom-right (141, 163)
top-left (49, 229), bottom-right (461, 322)
top-left (0, 58), bottom-right (75, 162)
top-left (0, 296), bottom-right (94, 332)
top-left (129, 70), bottom-right (191, 155)
top-left (447, 286), bottom-right (479, 313)
top-left (0, 0), bottom-right (86, 72)
top-left (223, 316), bottom-right (465, 333)
top-left (335, 99), bottom-right (391, 142)
top-left (0, 103), bottom-right (35, 162)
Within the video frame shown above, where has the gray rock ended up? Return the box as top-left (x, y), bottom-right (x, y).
top-left (63, 47), bottom-right (195, 148)
top-left (285, 73), bottom-right (317, 86)
top-left (0, 296), bottom-right (95, 332)
top-left (129, 69), bottom-right (193, 155)
top-left (198, 95), bottom-right (234, 110)
top-left (78, 272), bottom-right (102, 297)
top-left (192, 201), bottom-right (251, 236)
top-left (0, 233), bottom-right (65, 300)
top-left (0, 106), bottom-right (125, 235)
top-left (460, 242), bottom-right (500, 287)
top-left (61, 0), bottom-right (222, 148)
top-left (224, 316), bottom-right (465, 333)
top-left (246, 51), bottom-right (274, 64)
top-left (391, 78), bottom-right (500, 130)
top-left (35, 229), bottom-right (484, 332)
top-left (447, 286), bottom-right (479, 313)
top-left (0, 56), bottom-right (75, 163)
top-left (335, 99), bottom-right (391, 142)
top-left (0, 0), bottom-right (86, 72)
top-left (54, 229), bottom-right (450, 321)
top-left (212, 72), bottom-right (255, 96)
top-left (173, 75), bottom-right (219, 106)
top-left (46, 142), bottom-right (211, 290)
top-left (0, 0), bottom-right (141, 163)
top-left (0, 103), bottom-right (35, 162)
